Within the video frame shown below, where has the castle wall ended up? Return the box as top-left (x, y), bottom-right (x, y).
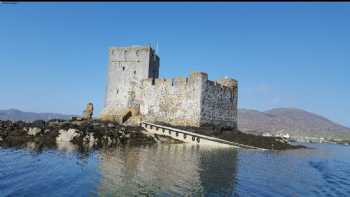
top-left (139, 72), bottom-right (238, 129)
top-left (103, 46), bottom-right (159, 117)
top-left (139, 73), bottom-right (206, 127)
top-left (199, 79), bottom-right (238, 128)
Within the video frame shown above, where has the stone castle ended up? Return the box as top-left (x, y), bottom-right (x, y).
top-left (101, 45), bottom-right (238, 129)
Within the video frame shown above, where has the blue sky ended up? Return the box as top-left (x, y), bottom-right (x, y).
top-left (0, 3), bottom-right (349, 126)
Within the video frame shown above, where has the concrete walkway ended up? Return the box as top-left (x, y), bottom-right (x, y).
top-left (141, 121), bottom-right (267, 150)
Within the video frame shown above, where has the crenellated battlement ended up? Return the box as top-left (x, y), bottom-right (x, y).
top-left (141, 72), bottom-right (209, 87)
top-left (216, 78), bottom-right (238, 88)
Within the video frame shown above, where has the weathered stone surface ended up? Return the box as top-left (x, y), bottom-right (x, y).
top-left (140, 73), bottom-right (202, 127)
top-left (56, 129), bottom-right (80, 142)
top-left (200, 78), bottom-right (238, 129)
top-left (140, 72), bottom-right (238, 128)
top-left (82, 102), bottom-right (94, 120)
top-left (101, 45), bottom-right (159, 121)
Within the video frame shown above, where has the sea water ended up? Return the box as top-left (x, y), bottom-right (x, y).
top-left (0, 143), bottom-right (350, 196)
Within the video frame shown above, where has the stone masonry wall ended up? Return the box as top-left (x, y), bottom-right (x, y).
top-left (138, 72), bottom-right (238, 128)
top-left (200, 79), bottom-right (238, 128)
top-left (139, 73), bottom-right (205, 127)
top-left (103, 45), bottom-right (159, 118)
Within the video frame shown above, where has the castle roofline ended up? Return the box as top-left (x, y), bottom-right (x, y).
top-left (109, 45), bottom-right (154, 50)
top-left (220, 77), bottom-right (238, 82)
top-left (190, 71), bottom-right (208, 77)
top-left (215, 77), bottom-right (238, 88)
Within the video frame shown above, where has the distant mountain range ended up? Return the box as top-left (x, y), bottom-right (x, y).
top-left (1, 108), bottom-right (349, 140)
top-left (0, 109), bottom-right (74, 122)
top-left (238, 108), bottom-right (350, 140)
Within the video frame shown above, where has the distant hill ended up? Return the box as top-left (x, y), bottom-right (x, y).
top-left (238, 108), bottom-right (350, 140)
top-left (0, 109), bottom-right (74, 122)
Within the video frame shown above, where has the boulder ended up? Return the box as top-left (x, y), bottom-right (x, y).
top-left (27, 127), bottom-right (42, 136)
top-left (56, 129), bottom-right (80, 142)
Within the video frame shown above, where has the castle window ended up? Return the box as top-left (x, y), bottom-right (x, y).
top-left (134, 70), bottom-right (136, 75)
top-left (122, 66), bottom-right (125, 71)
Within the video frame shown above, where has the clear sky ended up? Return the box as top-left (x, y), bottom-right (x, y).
top-left (0, 2), bottom-right (349, 127)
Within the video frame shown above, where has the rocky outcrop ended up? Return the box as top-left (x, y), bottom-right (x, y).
top-left (56, 129), bottom-right (80, 142)
top-left (0, 119), bottom-right (156, 151)
top-left (82, 102), bottom-right (94, 120)
top-left (0, 118), bottom-right (305, 151)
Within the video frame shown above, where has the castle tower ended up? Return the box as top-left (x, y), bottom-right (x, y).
top-left (215, 77), bottom-right (238, 128)
top-left (102, 45), bottom-right (160, 120)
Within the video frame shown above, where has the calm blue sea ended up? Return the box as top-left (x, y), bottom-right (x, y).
top-left (1, 143), bottom-right (350, 196)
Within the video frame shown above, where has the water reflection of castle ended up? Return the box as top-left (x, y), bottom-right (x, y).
top-left (97, 144), bottom-right (238, 196)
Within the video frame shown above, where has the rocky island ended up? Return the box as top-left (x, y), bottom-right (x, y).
top-left (0, 118), bottom-right (303, 151)
top-left (0, 45), bottom-right (304, 151)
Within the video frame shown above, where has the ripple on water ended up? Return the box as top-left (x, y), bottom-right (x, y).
top-left (309, 159), bottom-right (350, 197)
top-left (0, 148), bottom-right (100, 197)
top-left (1, 143), bottom-right (350, 196)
